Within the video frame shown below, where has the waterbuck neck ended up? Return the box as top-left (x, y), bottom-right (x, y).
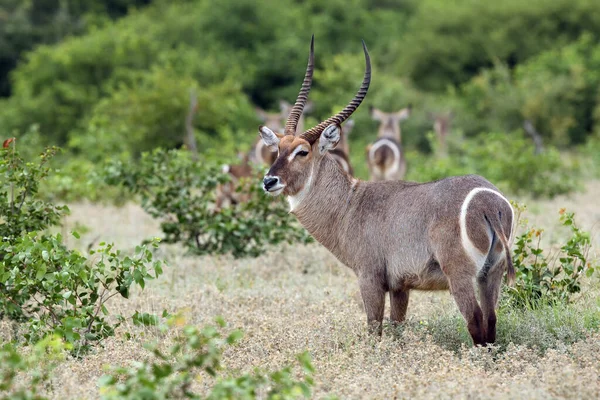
top-left (378, 118), bottom-right (401, 142)
top-left (289, 155), bottom-right (359, 262)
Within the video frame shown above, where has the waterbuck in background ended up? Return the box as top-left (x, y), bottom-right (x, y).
top-left (215, 152), bottom-right (253, 211)
top-left (258, 36), bottom-right (515, 346)
top-left (366, 105), bottom-right (411, 181)
top-left (328, 119), bottom-right (355, 175)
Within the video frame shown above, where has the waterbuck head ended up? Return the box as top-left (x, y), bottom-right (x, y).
top-left (370, 105), bottom-right (412, 142)
top-left (259, 36), bottom-right (371, 197)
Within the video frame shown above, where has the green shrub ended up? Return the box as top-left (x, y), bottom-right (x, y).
top-left (0, 142), bottom-right (165, 352)
top-left (99, 317), bottom-right (315, 400)
top-left (0, 143), bottom-right (66, 243)
top-left (0, 335), bottom-right (68, 400)
top-left (406, 131), bottom-right (581, 198)
top-left (504, 205), bottom-right (596, 309)
top-left (103, 148), bottom-right (312, 258)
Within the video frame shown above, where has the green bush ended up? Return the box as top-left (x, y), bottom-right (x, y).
top-left (406, 131), bottom-right (581, 198)
top-left (0, 335), bottom-right (68, 400)
top-left (103, 148), bottom-right (312, 258)
top-left (99, 317), bottom-right (315, 400)
top-left (505, 205), bottom-right (596, 309)
top-left (460, 34), bottom-right (600, 144)
top-left (0, 142), bottom-right (165, 352)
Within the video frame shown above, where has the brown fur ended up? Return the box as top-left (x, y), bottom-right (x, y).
top-left (261, 40), bottom-right (513, 345)
top-left (215, 155), bottom-right (254, 211)
top-left (265, 135), bottom-right (514, 345)
top-left (252, 100), bottom-right (313, 166)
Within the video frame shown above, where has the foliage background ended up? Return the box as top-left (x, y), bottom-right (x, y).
top-left (1, 0), bottom-right (599, 183)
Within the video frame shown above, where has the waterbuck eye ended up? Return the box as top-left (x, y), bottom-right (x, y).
top-left (297, 150), bottom-right (309, 157)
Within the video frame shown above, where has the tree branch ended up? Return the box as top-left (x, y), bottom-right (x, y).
top-left (523, 120), bottom-right (544, 155)
top-left (185, 89), bottom-right (199, 162)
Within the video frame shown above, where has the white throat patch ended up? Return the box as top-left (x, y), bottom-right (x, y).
top-left (287, 163), bottom-right (315, 212)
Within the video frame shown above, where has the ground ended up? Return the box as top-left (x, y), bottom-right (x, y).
top-left (5, 182), bottom-right (600, 399)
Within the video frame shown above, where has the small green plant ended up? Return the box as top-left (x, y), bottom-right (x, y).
top-left (0, 141), bottom-right (165, 352)
top-left (0, 335), bottom-right (68, 400)
top-left (103, 148), bottom-right (312, 258)
top-left (0, 140), bottom-right (67, 243)
top-left (504, 205), bottom-right (596, 309)
top-left (0, 234), bottom-right (164, 351)
top-left (99, 317), bottom-right (314, 400)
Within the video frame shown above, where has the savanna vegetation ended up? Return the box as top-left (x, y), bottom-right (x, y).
top-left (1, 0), bottom-right (600, 398)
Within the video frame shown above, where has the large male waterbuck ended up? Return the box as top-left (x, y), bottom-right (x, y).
top-left (366, 105), bottom-right (411, 181)
top-left (257, 36), bottom-right (515, 346)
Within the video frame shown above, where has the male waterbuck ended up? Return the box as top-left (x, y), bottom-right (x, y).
top-left (253, 100), bottom-right (313, 166)
top-left (366, 105), bottom-right (411, 181)
top-left (217, 101), bottom-right (312, 209)
top-left (258, 36), bottom-right (515, 346)
top-left (328, 119), bottom-right (355, 175)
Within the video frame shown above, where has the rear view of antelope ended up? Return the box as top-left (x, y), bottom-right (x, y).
top-left (258, 36), bottom-right (515, 346)
top-left (366, 105), bottom-right (411, 181)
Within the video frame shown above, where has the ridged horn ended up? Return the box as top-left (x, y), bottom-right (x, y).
top-left (300, 40), bottom-right (371, 144)
top-left (284, 35), bottom-right (315, 136)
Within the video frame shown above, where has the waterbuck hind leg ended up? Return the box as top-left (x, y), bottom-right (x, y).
top-left (447, 275), bottom-right (485, 346)
top-left (477, 260), bottom-right (506, 344)
top-left (359, 278), bottom-right (386, 336)
top-left (389, 289), bottom-right (409, 323)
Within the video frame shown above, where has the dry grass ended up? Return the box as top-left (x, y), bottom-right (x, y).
top-left (4, 182), bottom-right (600, 399)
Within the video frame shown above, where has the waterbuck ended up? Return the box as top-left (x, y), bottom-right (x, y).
top-left (258, 36), bottom-right (515, 346)
top-left (215, 153), bottom-right (254, 211)
top-left (217, 101), bottom-right (313, 209)
top-left (253, 100), bottom-right (313, 166)
top-left (366, 105), bottom-right (411, 181)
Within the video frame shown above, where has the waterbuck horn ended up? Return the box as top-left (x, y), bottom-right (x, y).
top-left (284, 35), bottom-right (315, 136)
top-left (300, 40), bottom-right (371, 144)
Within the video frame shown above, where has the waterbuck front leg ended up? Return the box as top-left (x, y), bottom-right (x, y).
top-left (389, 289), bottom-right (409, 323)
top-left (358, 277), bottom-right (386, 336)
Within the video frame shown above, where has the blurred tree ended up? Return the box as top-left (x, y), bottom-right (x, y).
top-left (0, 0), bottom-right (152, 97)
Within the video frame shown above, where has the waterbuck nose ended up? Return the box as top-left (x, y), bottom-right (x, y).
top-left (263, 176), bottom-right (279, 191)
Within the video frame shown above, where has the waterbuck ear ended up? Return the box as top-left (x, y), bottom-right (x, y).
top-left (396, 106), bottom-right (411, 121)
top-left (318, 124), bottom-right (341, 154)
top-left (370, 106), bottom-right (384, 121)
top-left (259, 126), bottom-right (281, 151)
